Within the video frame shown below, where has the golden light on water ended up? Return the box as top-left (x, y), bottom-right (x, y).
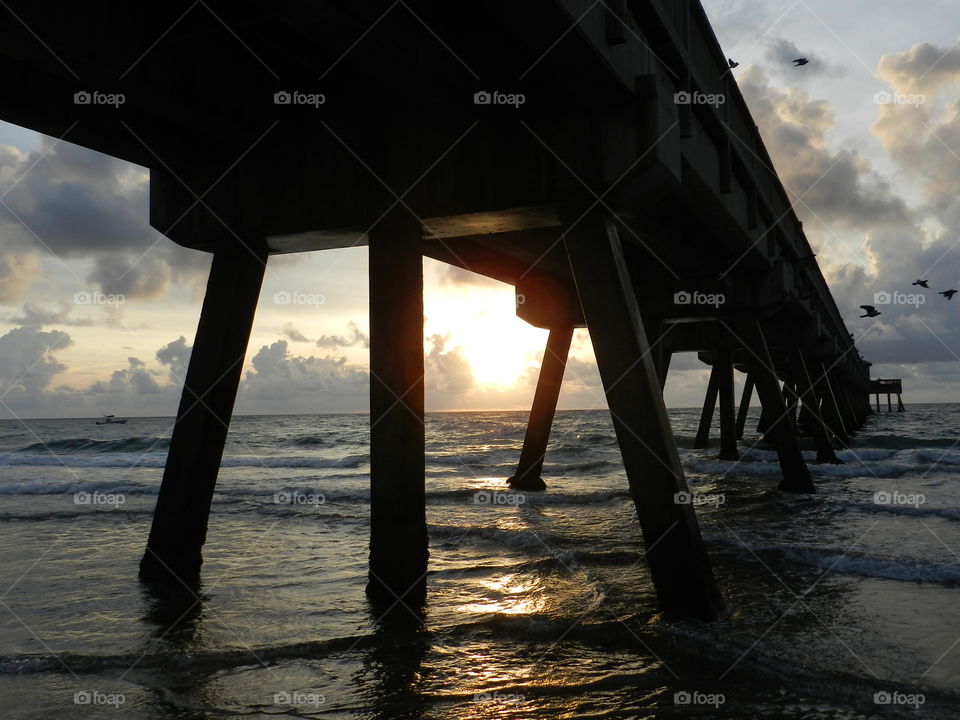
top-left (460, 573), bottom-right (546, 616)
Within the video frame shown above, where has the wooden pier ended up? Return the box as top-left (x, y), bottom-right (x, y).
top-left (870, 378), bottom-right (905, 413)
top-left (0, 0), bottom-right (876, 620)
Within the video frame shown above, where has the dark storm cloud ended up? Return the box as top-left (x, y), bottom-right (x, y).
top-left (156, 336), bottom-right (192, 380)
top-left (0, 137), bottom-right (207, 300)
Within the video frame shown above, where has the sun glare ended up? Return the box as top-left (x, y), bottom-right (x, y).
top-left (423, 266), bottom-right (548, 389)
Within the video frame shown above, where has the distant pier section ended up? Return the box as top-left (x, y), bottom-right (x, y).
top-left (870, 378), bottom-right (905, 412)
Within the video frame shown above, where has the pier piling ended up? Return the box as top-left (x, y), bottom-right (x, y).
top-left (509, 325), bottom-right (575, 491)
top-left (140, 249), bottom-right (267, 585)
top-left (565, 208), bottom-right (722, 619)
top-left (366, 213), bottom-right (428, 612)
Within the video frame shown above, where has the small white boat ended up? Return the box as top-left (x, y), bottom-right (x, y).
top-left (96, 414), bottom-right (128, 425)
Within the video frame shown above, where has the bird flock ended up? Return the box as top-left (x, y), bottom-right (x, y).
top-left (725, 56), bottom-right (808, 71)
top-left (860, 280), bottom-right (958, 318)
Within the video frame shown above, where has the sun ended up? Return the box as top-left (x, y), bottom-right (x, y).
top-left (423, 263), bottom-right (548, 389)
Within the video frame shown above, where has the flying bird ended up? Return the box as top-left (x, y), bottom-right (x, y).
top-left (912, 279), bottom-right (929, 288)
top-left (728, 58), bottom-right (740, 69)
top-left (941, 289), bottom-right (958, 300)
top-left (793, 57), bottom-right (809, 67)
top-left (860, 305), bottom-right (881, 318)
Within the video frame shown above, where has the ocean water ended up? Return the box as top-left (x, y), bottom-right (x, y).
top-left (0, 405), bottom-right (959, 718)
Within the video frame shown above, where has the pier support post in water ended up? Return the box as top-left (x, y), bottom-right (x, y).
top-left (736, 373), bottom-right (753, 440)
top-left (794, 353), bottom-right (842, 464)
top-left (140, 249), bottom-right (268, 585)
top-left (819, 364), bottom-right (849, 445)
top-left (716, 349), bottom-right (739, 461)
top-left (367, 212), bottom-right (428, 613)
top-left (742, 324), bottom-right (815, 493)
top-left (564, 207), bottom-right (722, 620)
top-left (693, 365), bottom-right (720, 449)
top-left (509, 325), bottom-right (575, 491)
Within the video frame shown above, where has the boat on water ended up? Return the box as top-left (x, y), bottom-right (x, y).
top-left (95, 415), bottom-right (128, 425)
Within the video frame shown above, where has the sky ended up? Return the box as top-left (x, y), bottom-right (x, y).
top-left (1, 1), bottom-right (960, 418)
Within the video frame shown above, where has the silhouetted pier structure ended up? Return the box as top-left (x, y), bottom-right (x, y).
top-left (1, 0), bottom-right (875, 620)
top-left (870, 378), bottom-right (904, 413)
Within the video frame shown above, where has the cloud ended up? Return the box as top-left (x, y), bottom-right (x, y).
top-left (0, 326), bottom-right (73, 406)
top-left (156, 336), bottom-right (192, 381)
top-left (733, 65), bottom-right (960, 367)
top-left (282, 323), bottom-right (311, 343)
top-left (425, 333), bottom-right (474, 397)
top-left (0, 252), bottom-right (40, 303)
top-left (3, 302), bottom-right (95, 327)
top-left (875, 39), bottom-right (960, 94)
top-left (0, 138), bottom-right (207, 300)
top-left (315, 321), bottom-right (369, 349)
top-left (237, 340), bottom-right (369, 413)
top-left (90, 357), bottom-right (162, 396)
